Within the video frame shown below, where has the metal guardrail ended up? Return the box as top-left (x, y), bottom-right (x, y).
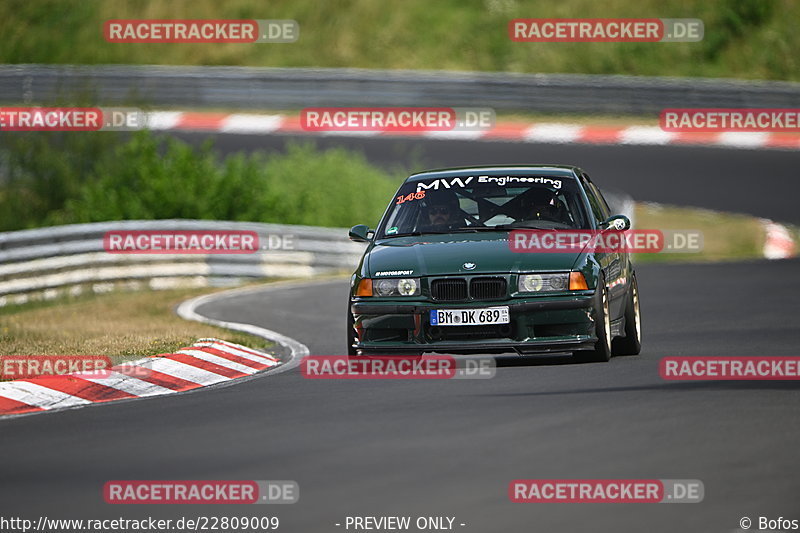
top-left (0, 220), bottom-right (366, 303)
top-left (1, 65), bottom-right (799, 115)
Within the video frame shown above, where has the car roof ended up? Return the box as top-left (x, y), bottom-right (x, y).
top-left (405, 165), bottom-right (583, 183)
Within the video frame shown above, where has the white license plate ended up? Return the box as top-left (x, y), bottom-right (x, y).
top-left (429, 306), bottom-right (510, 326)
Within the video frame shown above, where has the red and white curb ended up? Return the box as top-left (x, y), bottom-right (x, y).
top-left (145, 111), bottom-right (800, 150)
top-left (0, 338), bottom-right (280, 417)
top-left (762, 220), bottom-right (797, 259)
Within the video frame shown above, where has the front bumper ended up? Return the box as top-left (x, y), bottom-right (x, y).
top-left (350, 293), bottom-right (598, 355)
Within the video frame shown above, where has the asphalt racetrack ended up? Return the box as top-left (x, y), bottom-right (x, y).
top-left (1, 137), bottom-right (798, 532)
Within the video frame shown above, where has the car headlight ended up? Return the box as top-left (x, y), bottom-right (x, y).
top-left (373, 278), bottom-right (420, 297)
top-left (518, 273), bottom-right (569, 293)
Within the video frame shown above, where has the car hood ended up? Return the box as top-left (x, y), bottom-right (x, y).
top-left (367, 234), bottom-right (583, 277)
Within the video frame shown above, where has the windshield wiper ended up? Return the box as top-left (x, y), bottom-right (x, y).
top-left (382, 230), bottom-right (452, 238)
top-left (453, 226), bottom-right (511, 232)
top-left (458, 223), bottom-right (573, 231)
top-left (506, 222), bottom-right (566, 229)
top-left (382, 225), bottom-right (541, 237)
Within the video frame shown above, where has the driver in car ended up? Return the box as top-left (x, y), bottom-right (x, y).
top-left (515, 187), bottom-right (571, 226)
top-left (420, 192), bottom-right (462, 231)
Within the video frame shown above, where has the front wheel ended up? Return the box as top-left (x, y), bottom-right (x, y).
top-left (574, 276), bottom-right (612, 363)
top-left (347, 308), bottom-right (358, 356)
top-left (612, 274), bottom-right (642, 356)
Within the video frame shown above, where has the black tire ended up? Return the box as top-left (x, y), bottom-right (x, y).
top-left (574, 275), bottom-right (612, 363)
top-left (612, 274), bottom-right (642, 356)
top-left (347, 308), bottom-right (358, 356)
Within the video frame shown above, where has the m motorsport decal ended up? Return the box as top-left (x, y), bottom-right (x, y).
top-left (375, 270), bottom-right (414, 276)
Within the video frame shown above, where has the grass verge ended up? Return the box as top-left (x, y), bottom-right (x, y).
top-left (0, 286), bottom-right (277, 375)
top-left (633, 202), bottom-right (770, 263)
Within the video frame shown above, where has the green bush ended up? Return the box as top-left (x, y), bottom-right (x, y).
top-left (0, 130), bottom-right (403, 230)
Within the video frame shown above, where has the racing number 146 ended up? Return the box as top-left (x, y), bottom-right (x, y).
top-left (396, 191), bottom-right (426, 204)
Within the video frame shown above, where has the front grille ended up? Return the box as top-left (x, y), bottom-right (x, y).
top-left (431, 278), bottom-right (468, 301)
top-left (469, 277), bottom-right (507, 300)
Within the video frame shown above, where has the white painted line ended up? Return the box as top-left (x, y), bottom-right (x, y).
top-left (717, 132), bottom-right (769, 148)
top-left (0, 381), bottom-right (91, 409)
top-left (524, 123), bottom-right (584, 143)
top-left (177, 280), bottom-right (311, 377)
top-left (82, 371), bottom-right (175, 397)
top-left (423, 130), bottom-right (486, 140)
top-left (762, 220), bottom-right (797, 259)
top-left (144, 111), bottom-right (184, 130)
top-left (145, 357), bottom-right (230, 386)
top-left (220, 114), bottom-right (285, 134)
top-left (321, 130), bottom-right (380, 137)
top-left (618, 126), bottom-right (676, 145)
top-left (177, 349), bottom-right (261, 374)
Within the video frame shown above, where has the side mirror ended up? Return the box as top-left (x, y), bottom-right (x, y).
top-left (349, 224), bottom-right (372, 242)
top-left (601, 215), bottom-right (631, 231)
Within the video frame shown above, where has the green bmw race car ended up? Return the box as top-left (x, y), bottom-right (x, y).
top-left (347, 165), bottom-right (642, 362)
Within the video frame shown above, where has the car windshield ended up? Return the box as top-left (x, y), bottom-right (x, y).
top-left (377, 174), bottom-right (589, 238)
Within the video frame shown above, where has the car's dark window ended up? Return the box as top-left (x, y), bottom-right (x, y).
top-left (594, 185), bottom-right (613, 215)
top-left (377, 175), bottom-right (590, 238)
top-left (583, 175), bottom-right (612, 216)
top-left (580, 175), bottom-right (609, 225)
